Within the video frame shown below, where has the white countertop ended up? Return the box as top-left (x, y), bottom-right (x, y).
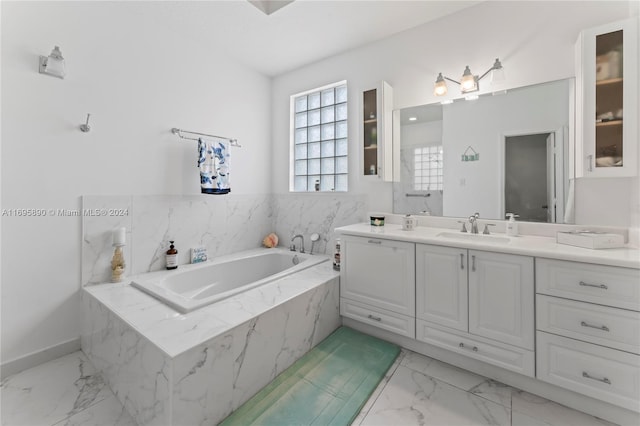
top-left (336, 223), bottom-right (640, 269)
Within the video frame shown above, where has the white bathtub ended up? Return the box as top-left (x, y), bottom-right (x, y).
top-left (131, 248), bottom-right (328, 313)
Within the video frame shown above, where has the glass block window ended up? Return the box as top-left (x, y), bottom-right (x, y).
top-left (291, 81), bottom-right (348, 192)
top-left (414, 145), bottom-right (443, 191)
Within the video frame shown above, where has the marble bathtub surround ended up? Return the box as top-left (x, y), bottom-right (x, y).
top-left (82, 193), bottom-right (369, 286)
top-left (82, 260), bottom-right (340, 425)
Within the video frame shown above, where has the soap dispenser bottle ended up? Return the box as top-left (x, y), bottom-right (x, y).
top-left (166, 241), bottom-right (178, 270)
top-left (505, 213), bottom-right (519, 236)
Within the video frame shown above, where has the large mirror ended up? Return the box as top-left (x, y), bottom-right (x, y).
top-left (392, 78), bottom-right (574, 223)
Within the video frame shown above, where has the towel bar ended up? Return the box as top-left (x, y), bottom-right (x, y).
top-left (172, 128), bottom-right (241, 147)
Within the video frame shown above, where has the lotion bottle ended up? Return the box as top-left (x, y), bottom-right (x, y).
top-left (505, 213), bottom-right (519, 236)
top-left (166, 241), bottom-right (178, 270)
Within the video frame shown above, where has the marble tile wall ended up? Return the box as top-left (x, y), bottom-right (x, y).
top-left (272, 193), bottom-right (369, 255)
top-left (82, 193), bottom-right (368, 285)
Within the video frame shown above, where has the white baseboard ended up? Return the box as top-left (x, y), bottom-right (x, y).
top-left (1, 338), bottom-right (81, 380)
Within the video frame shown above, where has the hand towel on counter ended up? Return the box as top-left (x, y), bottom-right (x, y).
top-left (197, 138), bottom-right (230, 194)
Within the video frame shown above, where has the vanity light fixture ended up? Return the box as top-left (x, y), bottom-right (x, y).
top-left (434, 58), bottom-right (504, 97)
top-left (39, 45), bottom-right (66, 79)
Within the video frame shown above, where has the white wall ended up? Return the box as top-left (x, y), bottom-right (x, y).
top-left (271, 0), bottom-right (633, 218)
top-left (1, 2), bottom-right (271, 364)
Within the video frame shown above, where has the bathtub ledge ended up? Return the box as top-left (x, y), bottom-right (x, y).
top-left (82, 254), bottom-right (336, 358)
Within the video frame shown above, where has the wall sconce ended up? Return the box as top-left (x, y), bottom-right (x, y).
top-left (39, 46), bottom-right (66, 79)
top-left (434, 58), bottom-right (504, 97)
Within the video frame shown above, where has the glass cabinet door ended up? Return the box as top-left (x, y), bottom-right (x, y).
top-left (594, 29), bottom-right (624, 169)
top-left (361, 81), bottom-right (394, 181)
top-left (363, 88), bottom-right (378, 176)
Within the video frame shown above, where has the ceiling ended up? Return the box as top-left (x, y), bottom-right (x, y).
top-left (158, 0), bottom-right (480, 77)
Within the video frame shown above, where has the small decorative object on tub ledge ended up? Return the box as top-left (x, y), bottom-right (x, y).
top-left (333, 238), bottom-right (341, 271)
top-left (191, 247), bottom-right (208, 264)
top-left (111, 227), bottom-right (126, 283)
top-left (166, 241), bottom-right (178, 270)
top-left (263, 233), bottom-right (279, 248)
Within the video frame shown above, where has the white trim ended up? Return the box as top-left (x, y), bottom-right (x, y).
top-left (1, 337), bottom-right (81, 380)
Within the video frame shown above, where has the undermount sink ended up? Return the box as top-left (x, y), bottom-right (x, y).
top-left (437, 232), bottom-right (511, 244)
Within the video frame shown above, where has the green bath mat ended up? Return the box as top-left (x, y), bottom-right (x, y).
top-left (220, 327), bottom-right (400, 426)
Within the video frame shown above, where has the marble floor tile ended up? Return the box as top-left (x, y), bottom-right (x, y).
top-left (469, 378), bottom-right (518, 409)
top-left (360, 365), bottom-right (511, 426)
top-left (400, 349), bottom-right (488, 391)
top-left (1, 352), bottom-right (113, 426)
top-left (511, 390), bottom-right (616, 426)
top-left (352, 350), bottom-right (406, 425)
top-left (51, 396), bottom-right (137, 426)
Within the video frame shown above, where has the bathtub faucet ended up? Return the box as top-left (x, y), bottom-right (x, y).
top-left (290, 234), bottom-right (305, 253)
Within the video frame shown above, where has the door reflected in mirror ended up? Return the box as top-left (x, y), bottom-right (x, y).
top-left (393, 78), bottom-right (574, 223)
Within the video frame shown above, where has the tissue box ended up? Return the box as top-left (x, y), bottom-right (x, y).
top-left (557, 231), bottom-right (624, 249)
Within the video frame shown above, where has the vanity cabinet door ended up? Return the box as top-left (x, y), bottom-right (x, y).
top-left (576, 17), bottom-right (638, 177)
top-left (341, 235), bottom-right (415, 316)
top-left (468, 250), bottom-right (534, 350)
top-left (416, 244), bottom-right (468, 332)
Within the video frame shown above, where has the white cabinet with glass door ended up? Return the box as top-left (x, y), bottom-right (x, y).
top-left (576, 17), bottom-right (638, 177)
top-left (361, 81), bottom-right (394, 181)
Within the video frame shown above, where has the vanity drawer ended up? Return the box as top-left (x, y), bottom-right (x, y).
top-left (536, 259), bottom-right (640, 311)
top-left (537, 295), bottom-right (640, 354)
top-left (340, 298), bottom-right (415, 338)
top-left (537, 331), bottom-right (640, 412)
top-left (416, 319), bottom-right (535, 377)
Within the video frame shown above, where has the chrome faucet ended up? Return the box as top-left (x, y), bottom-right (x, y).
top-left (290, 234), bottom-right (305, 253)
top-left (468, 212), bottom-right (480, 234)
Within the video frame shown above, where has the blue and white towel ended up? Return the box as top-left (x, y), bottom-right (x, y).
top-left (197, 138), bottom-right (230, 194)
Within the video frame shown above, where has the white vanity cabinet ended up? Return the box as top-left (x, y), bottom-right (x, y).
top-left (468, 250), bottom-right (535, 350)
top-left (576, 17), bottom-right (639, 177)
top-left (416, 244), bottom-right (468, 332)
top-left (536, 258), bottom-right (640, 411)
top-left (415, 244), bottom-right (535, 376)
top-left (340, 235), bottom-right (415, 337)
top-left (337, 222), bottom-right (640, 422)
